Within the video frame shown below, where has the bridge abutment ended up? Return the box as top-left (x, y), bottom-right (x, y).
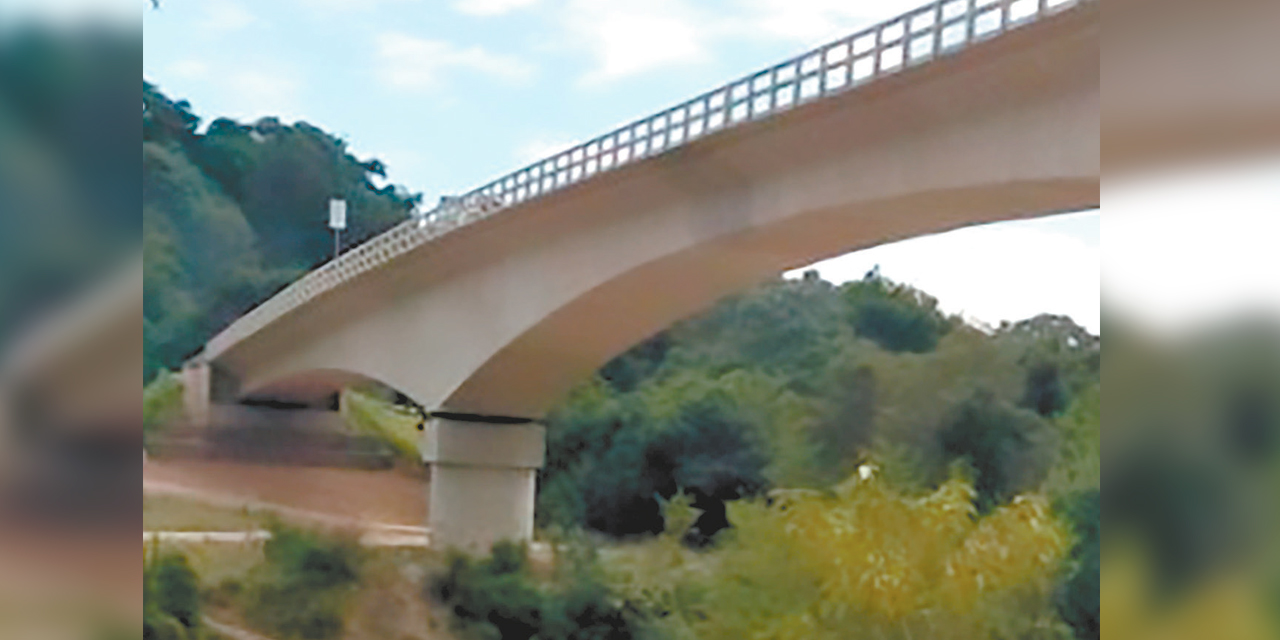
top-left (421, 417), bottom-right (545, 552)
top-left (181, 360), bottom-right (240, 428)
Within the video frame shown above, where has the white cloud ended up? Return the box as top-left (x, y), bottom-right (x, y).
top-left (291, 0), bottom-right (363, 9)
top-left (1103, 157), bottom-right (1280, 334)
top-left (167, 59), bottom-right (209, 80)
top-left (732, 0), bottom-right (926, 44)
top-left (554, 0), bottom-right (938, 85)
top-left (454, 0), bottom-right (538, 17)
top-left (513, 136), bottom-right (579, 164)
top-left (563, 0), bottom-right (710, 84)
top-left (790, 212), bottom-right (1101, 333)
top-left (370, 147), bottom-right (427, 187)
top-left (376, 32), bottom-right (535, 90)
top-left (201, 0), bottom-right (256, 31)
top-left (222, 68), bottom-right (303, 121)
top-left (291, 0), bottom-right (414, 13)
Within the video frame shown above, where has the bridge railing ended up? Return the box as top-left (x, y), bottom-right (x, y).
top-left (203, 0), bottom-right (1090, 360)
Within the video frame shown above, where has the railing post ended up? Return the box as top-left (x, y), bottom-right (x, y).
top-left (966, 0), bottom-right (978, 44)
top-left (932, 1), bottom-right (945, 57)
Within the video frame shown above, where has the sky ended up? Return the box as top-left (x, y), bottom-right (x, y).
top-left (791, 210), bottom-right (1099, 333)
top-left (1103, 156), bottom-right (1280, 335)
top-left (131, 0), bottom-right (1103, 333)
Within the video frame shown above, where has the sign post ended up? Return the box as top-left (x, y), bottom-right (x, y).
top-left (328, 198), bottom-right (347, 260)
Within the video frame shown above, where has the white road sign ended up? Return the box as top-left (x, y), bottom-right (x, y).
top-left (328, 198), bottom-right (347, 230)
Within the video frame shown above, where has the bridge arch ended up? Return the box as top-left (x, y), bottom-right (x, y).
top-left (217, 3), bottom-right (1096, 416)
top-left (237, 368), bottom-right (395, 408)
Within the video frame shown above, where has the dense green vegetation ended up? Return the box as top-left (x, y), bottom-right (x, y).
top-left (390, 269), bottom-right (1098, 640)
top-left (1101, 322), bottom-right (1280, 638)
top-left (142, 85), bottom-right (419, 380)
top-left (521, 272), bottom-right (1101, 639)
top-left (1, 28), bottom-right (138, 343)
top-left (432, 541), bottom-right (638, 640)
top-left (238, 523), bottom-right (366, 640)
top-left (144, 544), bottom-right (212, 640)
top-left (610, 478), bottom-right (1075, 639)
top-left (1056, 488), bottom-right (1100, 639)
top-left (539, 272), bottom-right (1099, 533)
top-left (146, 524), bottom-right (369, 640)
top-left (144, 369), bottom-right (185, 442)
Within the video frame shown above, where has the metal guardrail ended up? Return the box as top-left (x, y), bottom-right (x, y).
top-left (204, 0), bottom-right (1090, 359)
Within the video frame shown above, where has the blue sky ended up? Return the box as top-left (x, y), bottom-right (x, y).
top-left (140, 0), bottom-right (951, 196)
top-left (136, 0), bottom-right (1101, 332)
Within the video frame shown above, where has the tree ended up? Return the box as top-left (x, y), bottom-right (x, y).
top-left (646, 474), bottom-right (1073, 639)
top-left (598, 331), bottom-right (670, 393)
top-left (144, 546), bottom-right (202, 638)
top-left (0, 33), bottom-right (139, 341)
top-left (143, 140), bottom-right (283, 376)
top-left (810, 361), bottom-right (877, 479)
top-left (939, 389), bottom-right (1057, 512)
top-left (661, 276), bottom-right (851, 394)
top-left (140, 86), bottom-right (421, 379)
top-left (1056, 488), bottom-right (1100, 640)
top-left (539, 371), bottom-right (778, 538)
top-left (998, 314), bottom-right (1100, 418)
top-left (840, 272), bottom-right (955, 353)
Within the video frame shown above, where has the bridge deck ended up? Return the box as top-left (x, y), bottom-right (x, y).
top-left (203, 0), bottom-right (1094, 362)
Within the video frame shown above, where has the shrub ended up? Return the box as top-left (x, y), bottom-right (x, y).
top-left (540, 373), bottom-right (778, 539)
top-left (840, 274), bottom-right (953, 354)
top-left (242, 523), bottom-right (363, 640)
top-left (144, 370), bottom-right (184, 438)
top-left (431, 541), bottom-right (638, 640)
top-left (574, 395), bottom-right (768, 538)
top-left (143, 614), bottom-right (190, 640)
top-left (810, 362), bottom-right (877, 480)
top-left (939, 389), bottom-right (1057, 512)
top-left (645, 472), bottom-right (1074, 640)
top-left (143, 544), bottom-right (202, 639)
top-left (1022, 360), bottom-right (1070, 417)
top-left (1056, 489), bottom-right (1100, 640)
top-left (1043, 382), bottom-right (1100, 500)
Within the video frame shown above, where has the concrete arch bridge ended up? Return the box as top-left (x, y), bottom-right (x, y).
top-left (183, 0), bottom-right (1099, 550)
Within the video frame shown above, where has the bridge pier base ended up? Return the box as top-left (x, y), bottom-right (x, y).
top-left (421, 417), bottom-right (545, 552)
top-left (181, 360), bottom-right (240, 429)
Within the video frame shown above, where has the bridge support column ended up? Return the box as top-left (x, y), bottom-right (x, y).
top-left (181, 360), bottom-right (239, 429)
top-left (421, 417), bottom-right (545, 552)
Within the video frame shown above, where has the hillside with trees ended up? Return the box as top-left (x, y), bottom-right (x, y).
top-left (539, 272), bottom-right (1099, 531)
top-left (142, 83), bottom-right (421, 380)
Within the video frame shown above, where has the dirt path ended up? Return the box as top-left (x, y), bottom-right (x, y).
top-left (145, 529), bottom-right (430, 546)
top-left (143, 459), bottom-right (428, 528)
top-left (204, 615), bottom-right (275, 640)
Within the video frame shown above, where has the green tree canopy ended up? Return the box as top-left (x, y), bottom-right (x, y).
top-left (141, 84), bottom-right (421, 379)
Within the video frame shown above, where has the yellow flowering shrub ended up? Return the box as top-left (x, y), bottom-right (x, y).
top-left (643, 470), bottom-right (1075, 639)
top-left (1101, 539), bottom-right (1278, 640)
